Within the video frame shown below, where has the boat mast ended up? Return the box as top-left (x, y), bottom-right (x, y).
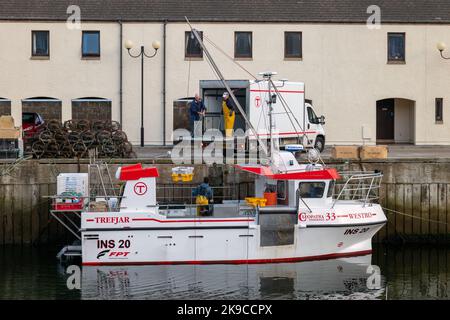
top-left (268, 76), bottom-right (273, 158)
top-left (186, 18), bottom-right (269, 160)
top-left (260, 71), bottom-right (279, 166)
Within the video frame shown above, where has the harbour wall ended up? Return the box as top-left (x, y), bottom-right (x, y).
top-left (0, 158), bottom-right (449, 245)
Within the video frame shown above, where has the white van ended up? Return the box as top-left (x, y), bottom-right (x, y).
top-left (199, 79), bottom-right (326, 152)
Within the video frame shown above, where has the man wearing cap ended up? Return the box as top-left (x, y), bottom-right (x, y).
top-left (222, 92), bottom-right (235, 137)
top-left (189, 93), bottom-right (206, 138)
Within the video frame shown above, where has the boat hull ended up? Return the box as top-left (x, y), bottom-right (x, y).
top-left (81, 222), bottom-right (385, 266)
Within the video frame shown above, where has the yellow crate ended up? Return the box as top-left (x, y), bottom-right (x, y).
top-left (196, 195), bottom-right (209, 205)
top-left (171, 173), bottom-right (194, 182)
top-left (181, 173), bottom-right (193, 182)
top-left (245, 197), bottom-right (267, 207)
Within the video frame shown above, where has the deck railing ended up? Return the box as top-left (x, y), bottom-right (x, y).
top-left (332, 171), bottom-right (383, 207)
top-left (48, 182), bottom-right (255, 214)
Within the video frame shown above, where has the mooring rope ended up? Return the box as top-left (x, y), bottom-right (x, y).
top-left (382, 206), bottom-right (449, 225)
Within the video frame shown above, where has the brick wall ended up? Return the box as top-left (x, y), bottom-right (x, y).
top-left (22, 100), bottom-right (62, 122)
top-left (72, 100), bottom-right (112, 122)
top-left (0, 100), bottom-right (11, 116)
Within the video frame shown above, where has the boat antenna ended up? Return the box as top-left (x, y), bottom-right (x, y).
top-left (259, 71), bottom-right (279, 164)
top-left (185, 17), bottom-right (269, 160)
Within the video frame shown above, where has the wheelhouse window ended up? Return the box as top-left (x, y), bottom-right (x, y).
top-left (277, 180), bottom-right (287, 200)
top-left (82, 31), bottom-right (100, 57)
top-left (298, 182), bottom-right (325, 199)
top-left (185, 31), bottom-right (203, 58)
top-left (284, 32), bottom-right (302, 58)
top-left (388, 33), bottom-right (405, 62)
top-left (327, 181), bottom-right (335, 198)
top-left (234, 32), bottom-right (252, 58)
top-left (32, 31), bottom-right (49, 57)
top-left (436, 98), bottom-right (443, 123)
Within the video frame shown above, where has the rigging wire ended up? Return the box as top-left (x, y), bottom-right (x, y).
top-left (269, 80), bottom-right (326, 166)
top-left (186, 57), bottom-right (192, 96)
top-left (185, 21), bottom-right (269, 159)
top-left (203, 51), bottom-right (226, 131)
top-left (269, 79), bottom-right (304, 143)
top-left (202, 37), bottom-right (325, 165)
top-left (203, 35), bottom-right (257, 81)
top-left (201, 34), bottom-right (304, 148)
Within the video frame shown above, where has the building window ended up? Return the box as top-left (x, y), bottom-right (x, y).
top-left (32, 31), bottom-right (49, 57)
top-left (82, 31), bottom-right (100, 57)
top-left (234, 32), bottom-right (252, 58)
top-left (436, 98), bottom-right (443, 123)
top-left (285, 32), bottom-right (302, 58)
top-left (185, 31), bottom-right (203, 58)
top-left (388, 33), bottom-right (405, 62)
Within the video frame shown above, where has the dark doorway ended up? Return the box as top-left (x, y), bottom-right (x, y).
top-left (376, 99), bottom-right (395, 142)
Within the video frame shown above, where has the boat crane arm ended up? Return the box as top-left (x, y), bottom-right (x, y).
top-left (185, 17), bottom-right (270, 160)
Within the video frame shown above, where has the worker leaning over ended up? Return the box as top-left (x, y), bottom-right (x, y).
top-left (222, 92), bottom-right (235, 137)
top-left (189, 93), bottom-right (206, 138)
top-left (193, 177), bottom-right (214, 216)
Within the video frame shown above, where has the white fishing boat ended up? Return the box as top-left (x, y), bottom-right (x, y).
top-left (69, 154), bottom-right (385, 265)
top-left (51, 25), bottom-right (386, 266)
top-left (52, 138), bottom-right (386, 266)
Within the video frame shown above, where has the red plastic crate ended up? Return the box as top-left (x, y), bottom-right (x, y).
top-left (54, 203), bottom-right (83, 211)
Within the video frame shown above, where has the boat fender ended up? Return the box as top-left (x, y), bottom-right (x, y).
top-left (115, 167), bottom-right (122, 179)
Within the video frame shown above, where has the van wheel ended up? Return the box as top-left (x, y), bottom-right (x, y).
top-left (314, 136), bottom-right (325, 153)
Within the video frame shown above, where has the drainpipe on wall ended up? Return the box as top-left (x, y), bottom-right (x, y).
top-left (163, 20), bottom-right (167, 146)
top-left (119, 20), bottom-right (123, 125)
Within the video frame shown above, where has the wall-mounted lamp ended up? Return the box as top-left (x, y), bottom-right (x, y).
top-left (437, 41), bottom-right (450, 60)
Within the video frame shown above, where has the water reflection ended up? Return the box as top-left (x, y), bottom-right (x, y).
top-left (0, 246), bottom-right (80, 300)
top-left (1, 244), bottom-right (449, 300)
top-left (81, 255), bottom-right (385, 300)
top-left (373, 244), bottom-right (450, 300)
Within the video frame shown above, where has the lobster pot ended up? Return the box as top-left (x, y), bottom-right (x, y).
top-left (57, 173), bottom-right (89, 204)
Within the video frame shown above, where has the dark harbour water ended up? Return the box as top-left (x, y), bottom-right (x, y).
top-left (0, 244), bottom-right (449, 300)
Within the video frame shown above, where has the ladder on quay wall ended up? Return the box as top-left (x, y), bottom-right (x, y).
top-left (55, 153), bottom-right (118, 262)
top-left (56, 245), bottom-right (82, 263)
top-left (88, 151), bottom-right (118, 200)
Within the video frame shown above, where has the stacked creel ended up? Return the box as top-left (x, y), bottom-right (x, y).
top-left (24, 119), bottom-right (136, 159)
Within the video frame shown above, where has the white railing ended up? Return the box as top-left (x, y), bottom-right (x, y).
top-left (332, 171), bottom-right (383, 207)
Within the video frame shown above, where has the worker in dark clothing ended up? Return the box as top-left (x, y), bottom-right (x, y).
top-left (193, 177), bottom-right (214, 216)
top-left (189, 94), bottom-right (206, 137)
